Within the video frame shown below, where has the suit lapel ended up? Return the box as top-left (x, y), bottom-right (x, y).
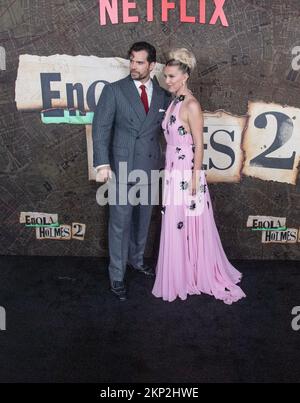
top-left (140, 80), bottom-right (163, 131)
top-left (120, 75), bottom-right (164, 127)
top-left (120, 75), bottom-right (146, 122)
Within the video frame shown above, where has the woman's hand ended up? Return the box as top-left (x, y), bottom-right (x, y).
top-left (188, 170), bottom-right (200, 196)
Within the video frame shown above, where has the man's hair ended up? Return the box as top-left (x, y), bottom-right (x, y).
top-left (128, 42), bottom-right (157, 64)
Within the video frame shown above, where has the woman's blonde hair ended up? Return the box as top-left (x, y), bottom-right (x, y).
top-left (166, 48), bottom-right (197, 76)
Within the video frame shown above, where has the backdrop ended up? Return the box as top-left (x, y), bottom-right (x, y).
top-left (0, 0), bottom-right (300, 259)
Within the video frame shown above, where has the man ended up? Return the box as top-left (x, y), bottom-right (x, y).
top-left (92, 42), bottom-right (171, 301)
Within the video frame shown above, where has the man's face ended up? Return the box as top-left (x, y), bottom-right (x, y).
top-left (129, 50), bottom-right (155, 81)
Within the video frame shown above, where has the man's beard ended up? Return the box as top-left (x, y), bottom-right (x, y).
top-left (131, 71), bottom-right (148, 81)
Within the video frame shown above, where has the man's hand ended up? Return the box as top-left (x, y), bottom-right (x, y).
top-left (96, 166), bottom-right (113, 183)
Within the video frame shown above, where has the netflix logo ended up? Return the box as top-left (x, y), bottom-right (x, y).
top-left (99, 0), bottom-right (229, 27)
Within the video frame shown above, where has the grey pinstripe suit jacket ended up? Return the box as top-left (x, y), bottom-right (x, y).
top-left (92, 74), bottom-right (171, 184)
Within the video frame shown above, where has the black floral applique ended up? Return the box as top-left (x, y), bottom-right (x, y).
top-left (199, 184), bottom-right (207, 193)
top-left (180, 181), bottom-right (188, 190)
top-left (177, 221), bottom-right (184, 229)
top-left (169, 115), bottom-right (176, 125)
top-left (176, 147), bottom-right (181, 153)
top-left (188, 200), bottom-right (196, 210)
top-left (165, 122), bottom-right (170, 135)
top-left (178, 126), bottom-right (187, 136)
top-left (173, 95), bottom-right (186, 106)
top-left (178, 154), bottom-right (186, 160)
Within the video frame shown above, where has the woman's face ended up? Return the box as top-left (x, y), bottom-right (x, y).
top-left (163, 65), bottom-right (188, 94)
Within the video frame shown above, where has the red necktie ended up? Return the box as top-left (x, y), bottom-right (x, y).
top-left (140, 84), bottom-right (149, 114)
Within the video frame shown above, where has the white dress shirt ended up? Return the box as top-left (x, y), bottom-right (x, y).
top-left (95, 78), bottom-right (153, 172)
top-left (133, 77), bottom-right (153, 106)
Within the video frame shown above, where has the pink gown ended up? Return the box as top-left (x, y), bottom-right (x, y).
top-left (152, 95), bottom-right (246, 304)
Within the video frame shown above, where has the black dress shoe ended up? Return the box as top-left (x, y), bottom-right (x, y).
top-left (110, 281), bottom-right (127, 301)
top-left (127, 263), bottom-right (155, 277)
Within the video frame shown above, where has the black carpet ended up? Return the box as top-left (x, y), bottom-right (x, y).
top-left (0, 256), bottom-right (299, 383)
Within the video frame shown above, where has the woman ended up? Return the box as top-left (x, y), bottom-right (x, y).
top-left (152, 49), bottom-right (246, 304)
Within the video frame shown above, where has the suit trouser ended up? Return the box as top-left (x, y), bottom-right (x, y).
top-left (108, 181), bottom-right (158, 284)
